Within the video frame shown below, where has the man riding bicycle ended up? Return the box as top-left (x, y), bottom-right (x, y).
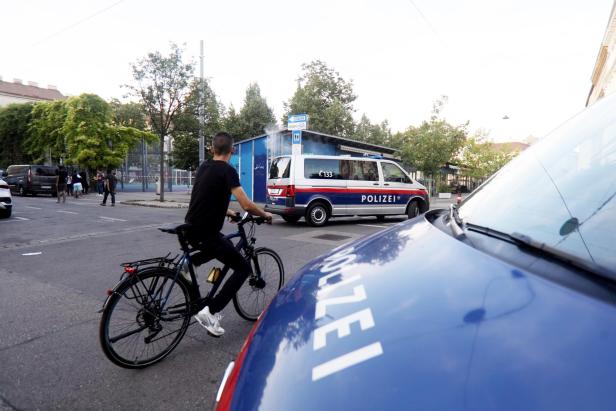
top-left (185, 132), bottom-right (272, 337)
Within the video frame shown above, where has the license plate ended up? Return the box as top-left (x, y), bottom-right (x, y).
top-left (42, 185), bottom-right (51, 189)
top-left (268, 188), bottom-right (282, 196)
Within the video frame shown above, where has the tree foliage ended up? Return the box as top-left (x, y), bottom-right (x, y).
top-left (354, 114), bottom-right (392, 146)
top-left (110, 99), bottom-right (148, 130)
top-left (236, 83), bottom-right (276, 140)
top-left (462, 136), bottom-right (518, 180)
top-left (127, 43), bottom-right (194, 201)
top-left (0, 103), bottom-right (35, 168)
top-left (26, 99), bottom-right (69, 164)
top-left (283, 60), bottom-right (356, 136)
top-left (396, 97), bottom-right (467, 177)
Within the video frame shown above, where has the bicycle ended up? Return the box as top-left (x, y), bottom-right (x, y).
top-left (98, 213), bottom-right (284, 369)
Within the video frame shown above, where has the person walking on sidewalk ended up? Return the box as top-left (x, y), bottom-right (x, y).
top-left (100, 169), bottom-right (117, 206)
top-left (73, 172), bottom-right (82, 199)
top-left (96, 171), bottom-right (104, 196)
top-left (55, 165), bottom-right (68, 203)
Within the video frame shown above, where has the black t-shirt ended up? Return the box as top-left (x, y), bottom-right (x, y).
top-left (57, 170), bottom-right (68, 186)
top-left (185, 160), bottom-right (241, 234)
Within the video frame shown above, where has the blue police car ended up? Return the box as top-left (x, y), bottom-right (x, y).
top-left (215, 95), bottom-right (616, 410)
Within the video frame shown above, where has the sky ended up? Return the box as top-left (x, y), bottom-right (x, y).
top-left (1, 0), bottom-right (612, 142)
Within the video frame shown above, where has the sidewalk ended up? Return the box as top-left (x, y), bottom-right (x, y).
top-left (120, 189), bottom-right (466, 210)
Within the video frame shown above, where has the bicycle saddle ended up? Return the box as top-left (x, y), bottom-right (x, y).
top-left (158, 223), bottom-right (193, 234)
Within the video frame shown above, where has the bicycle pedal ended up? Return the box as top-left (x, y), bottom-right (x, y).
top-left (207, 331), bottom-right (223, 339)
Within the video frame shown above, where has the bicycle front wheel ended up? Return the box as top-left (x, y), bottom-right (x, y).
top-left (233, 247), bottom-right (284, 321)
top-left (99, 268), bottom-right (191, 368)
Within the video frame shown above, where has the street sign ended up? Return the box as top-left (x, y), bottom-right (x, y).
top-left (288, 114), bottom-right (309, 131)
top-left (292, 129), bottom-right (302, 144)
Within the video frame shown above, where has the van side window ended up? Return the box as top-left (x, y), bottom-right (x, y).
top-left (269, 157), bottom-right (291, 179)
top-left (382, 162), bottom-right (411, 183)
top-left (304, 159), bottom-right (343, 179)
top-left (344, 160), bottom-right (379, 181)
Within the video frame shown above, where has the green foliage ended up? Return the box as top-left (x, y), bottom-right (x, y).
top-left (283, 60), bottom-right (356, 136)
top-left (462, 136), bottom-right (518, 180)
top-left (222, 105), bottom-right (243, 140)
top-left (170, 133), bottom-right (199, 170)
top-left (0, 103), bottom-right (35, 168)
top-left (110, 99), bottom-right (147, 130)
top-left (397, 97), bottom-right (467, 177)
top-left (127, 43), bottom-right (195, 201)
top-left (236, 83), bottom-right (276, 140)
top-left (26, 100), bottom-right (69, 164)
top-left (63, 94), bottom-right (156, 169)
top-left (354, 114), bottom-right (392, 146)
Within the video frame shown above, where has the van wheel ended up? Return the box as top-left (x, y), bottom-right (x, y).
top-left (0, 209), bottom-right (10, 219)
top-left (376, 215), bottom-right (386, 222)
top-left (407, 201), bottom-right (420, 219)
top-left (18, 185), bottom-right (25, 196)
top-left (282, 215), bottom-right (301, 224)
top-left (306, 203), bottom-right (330, 227)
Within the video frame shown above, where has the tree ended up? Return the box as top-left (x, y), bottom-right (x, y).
top-left (223, 105), bottom-right (243, 140)
top-left (354, 114), bottom-right (392, 146)
top-left (170, 78), bottom-right (223, 170)
top-left (283, 60), bottom-right (356, 136)
top-left (397, 97), bottom-right (467, 180)
top-left (237, 83), bottom-right (276, 140)
top-left (462, 136), bottom-right (518, 180)
top-left (62, 94), bottom-right (154, 170)
top-left (110, 99), bottom-right (147, 130)
top-left (0, 103), bottom-right (34, 168)
top-left (26, 100), bottom-right (69, 164)
top-left (127, 43), bottom-right (194, 201)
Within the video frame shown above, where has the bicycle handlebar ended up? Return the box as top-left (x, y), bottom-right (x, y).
top-left (230, 212), bottom-right (268, 225)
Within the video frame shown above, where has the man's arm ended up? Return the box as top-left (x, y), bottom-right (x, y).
top-left (231, 186), bottom-right (272, 221)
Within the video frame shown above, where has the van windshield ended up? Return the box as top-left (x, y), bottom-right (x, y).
top-left (269, 157), bottom-right (291, 179)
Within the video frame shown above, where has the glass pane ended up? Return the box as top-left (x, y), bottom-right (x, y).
top-left (269, 157), bottom-right (291, 179)
top-left (382, 163), bottom-right (410, 183)
top-left (304, 159), bottom-right (343, 179)
top-left (345, 160), bottom-right (379, 181)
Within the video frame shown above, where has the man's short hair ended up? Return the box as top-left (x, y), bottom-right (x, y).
top-left (212, 132), bottom-right (234, 155)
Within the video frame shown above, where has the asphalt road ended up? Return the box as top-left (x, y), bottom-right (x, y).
top-left (0, 193), bottom-right (409, 410)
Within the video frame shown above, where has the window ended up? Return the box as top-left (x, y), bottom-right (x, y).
top-left (304, 159), bottom-right (343, 179)
top-left (269, 157), bottom-right (291, 179)
top-left (345, 160), bottom-right (379, 181)
top-left (382, 162), bottom-right (411, 183)
top-left (35, 166), bottom-right (57, 176)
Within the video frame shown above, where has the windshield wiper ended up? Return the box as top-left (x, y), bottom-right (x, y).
top-left (466, 222), bottom-right (616, 282)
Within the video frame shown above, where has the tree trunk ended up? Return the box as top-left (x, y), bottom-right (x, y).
top-left (159, 136), bottom-right (165, 202)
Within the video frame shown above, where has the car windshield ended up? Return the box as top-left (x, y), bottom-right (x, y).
top-left (459, 95), bottom-right (616, 270)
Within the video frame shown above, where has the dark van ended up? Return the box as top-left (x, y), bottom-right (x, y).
top-left (5, 165), bottom-right (59, 196)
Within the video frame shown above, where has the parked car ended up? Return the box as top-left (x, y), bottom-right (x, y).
top-left (215, 95), bottom-right (616, 410)
top-left (265, 154), bottom-right (429, 226)
top-left (5, 164), bottom-right (58, 197)
top-left (0, 177), bottom-right (12, 218)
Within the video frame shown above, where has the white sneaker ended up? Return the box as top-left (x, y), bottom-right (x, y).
top-left (194, 306), bottom-right (224, 336)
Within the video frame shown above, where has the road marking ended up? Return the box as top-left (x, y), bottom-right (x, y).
top-left (25, 206), bottom-right (42, 210)
top-left (14, 216), bottom-right (30, 221)
top-left (57, 210), bottom-right (78, 215)
top-left (357, 224), bottom-right (387, 228)
top-left (22, 252), bottom-right (42, 256)
top-left (99, 216), bottom-right (127, 222)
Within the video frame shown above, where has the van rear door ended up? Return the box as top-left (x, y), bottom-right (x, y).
top-left (267, 157), bottom-right (292, 206)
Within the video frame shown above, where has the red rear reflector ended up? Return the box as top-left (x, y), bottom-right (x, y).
top-left (124, 266), bottom-right (137, 274)
top-left (286, 185), bottom-right (295, 197)
top-left (106, 289), bottom-right (113, 296)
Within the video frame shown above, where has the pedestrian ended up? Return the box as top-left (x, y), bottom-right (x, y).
top-left (100, 169), bottom-right (117, 206)
top-left (67, 172), bottom-right (73, 196)
top-left (55, 165), bottom-right (68, 203)
top-left (82, 171), bottom-right (89, 194)
top-left (73, 172), bottom-right (82, 198)
top-left (96, 171), bottom-right (104, 196)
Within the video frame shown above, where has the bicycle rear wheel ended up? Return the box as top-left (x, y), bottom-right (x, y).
top-left (233, 247), bottom-right (284, 321)
top-left (99, 268), bottom-right (191, 368)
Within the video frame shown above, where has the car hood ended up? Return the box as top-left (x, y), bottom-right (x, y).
top-left (230, 214), bottom-right (616, 411)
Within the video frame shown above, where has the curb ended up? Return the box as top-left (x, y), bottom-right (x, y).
top-left (120, 200), bottom-right (189, 209)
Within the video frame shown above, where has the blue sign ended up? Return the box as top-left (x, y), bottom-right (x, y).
top-left (292, 130), bottom-right (302, 145)
top-left (288, 113), bottom-right (309, 131)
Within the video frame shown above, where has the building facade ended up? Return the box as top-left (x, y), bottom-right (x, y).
top-left (587, 1), bottom-right (616, 106)
top-left (231, 130), bottom-right (398, 203)
top-left (0, 77), bottom-right (65, 107)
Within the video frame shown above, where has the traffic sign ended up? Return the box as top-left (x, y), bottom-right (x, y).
top-left (292, 130), bottom-right (302, 145)
top-left (288, 113), bottom-right (309, 131)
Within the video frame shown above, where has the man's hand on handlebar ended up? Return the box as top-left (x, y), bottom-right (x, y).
top-left (263, 212), bottom-right (273, 224)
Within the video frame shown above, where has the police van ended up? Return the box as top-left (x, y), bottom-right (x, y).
top-left (265, 154), bottom-right (429, 226)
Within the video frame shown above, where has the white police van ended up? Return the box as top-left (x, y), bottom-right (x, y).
top-left (265, 154), bottom-right (429, 226)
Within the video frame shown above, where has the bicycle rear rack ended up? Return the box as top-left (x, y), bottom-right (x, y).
top-left (121, 253), bottom-right (179, 270)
